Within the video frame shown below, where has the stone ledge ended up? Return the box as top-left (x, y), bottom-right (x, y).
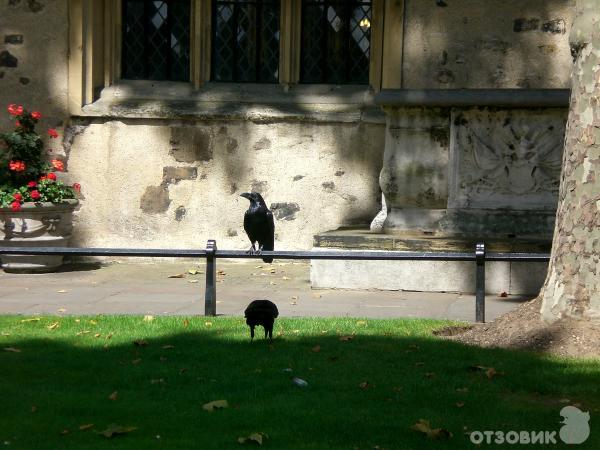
top-left (79, 81), bottom-right (386, 124)
top-left (375, 89), bottom-right (570, 108)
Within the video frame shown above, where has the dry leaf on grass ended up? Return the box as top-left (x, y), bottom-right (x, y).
top-left (188, 279), bottom-right (199, 284)
top-left (188, 269), bottom-right (203, 275)
top-left (133, 339), bottom-right (148, 347)
top-left (311, 345), bottom-right (321, 353)
top-left (161, 345), bottom-right (175, 349)
top-left (358, 381), bottom-right (370, 390)
top-left (143, 315), bottom-right (154, 322)
top-left (468, 365), bottom-right (505, 379)
top-left (20, 318), bottom-right (41, 323)
top-left (183, 319), bottom-right (190, 328)
top-left (202, 400), bottom-right (229, 411)
top-left (57, 308), bottom-right (67, 313)
top-left (238, 432), bottom-right (268, 445)
top-left (150, 378), bottom-right (165, 385)
top-left (47, 322), bottom-right (60, 330)
top-left (356, 320), bottom-right (367, 326)
top-left (57, 290), bottom-right (67, 294)
top-left (97, 424), bottom-right (137, 438)
top-left (108, 391), bottom-right (118, 401)
top-left (4, 347), bottom-right (21, 353)
top-left (411, 419), bottom-right (453, 440)
top-left (339, 335), bottom-right (354, 342)
top-left (455, 402), bottom-right (465, 408)
top-left (79, 424), bottom-right (94, 431)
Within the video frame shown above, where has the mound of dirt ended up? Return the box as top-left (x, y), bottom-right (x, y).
top-left (446, 297), bottom-right (600, 359)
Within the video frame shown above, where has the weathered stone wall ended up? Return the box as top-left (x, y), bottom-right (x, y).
top-left (66, 118), bottom-right (385, 250)
top-left (0, 0), bottom-right (69, 133)
top-left (402, 0), bottom-right (575, 89)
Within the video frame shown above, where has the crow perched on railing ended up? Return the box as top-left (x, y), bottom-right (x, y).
top-left (244, 299), bottom-right (279, 341)
top-left (240, 192), bottom-right (274, 263)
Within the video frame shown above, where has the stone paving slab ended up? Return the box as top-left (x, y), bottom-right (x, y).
top-left (0, 260), bottom-right (532, 322)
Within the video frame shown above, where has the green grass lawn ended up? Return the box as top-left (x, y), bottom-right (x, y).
top-left (1, 315), bottom-right (598, 449)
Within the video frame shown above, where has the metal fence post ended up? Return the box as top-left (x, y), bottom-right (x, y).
top-left (205, 240), bottom-right (217, 316)
top-left (475, 242), bottom-right (486, 323)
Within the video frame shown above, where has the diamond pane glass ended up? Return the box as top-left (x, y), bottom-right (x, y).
top-left (212, 0), bottom-right (280, 83)
top-left (301, 0), bottom-right (371, 84)
top-left (122, 0), bottom-right (190, 81)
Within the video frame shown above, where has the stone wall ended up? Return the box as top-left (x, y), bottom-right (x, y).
top-left (66, 115), bottom-right (385, 250)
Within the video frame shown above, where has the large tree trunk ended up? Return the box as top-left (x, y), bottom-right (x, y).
top-left (540, 0), bottom-right (600, 322)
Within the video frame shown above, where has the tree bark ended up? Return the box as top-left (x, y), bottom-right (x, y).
top-left (540, 0), bottom-right (600, 322)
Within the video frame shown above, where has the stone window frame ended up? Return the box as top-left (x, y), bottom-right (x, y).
top-left (67, 0), bottom-right (387, 115)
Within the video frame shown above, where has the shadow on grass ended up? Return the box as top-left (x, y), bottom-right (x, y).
top-left (0, 316), bottom-right (598, 450)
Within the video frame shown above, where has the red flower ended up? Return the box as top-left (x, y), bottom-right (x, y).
top-left (30, 190), bottom-right (41, 200)
top-left (11, 201), bottom-right (21, 212)
top-left (15, 120), bottom-right (21, 128)
top-left (51, 159), bottom-right (64, 171)
top-left (9, 160), bottom-right (26, 172)
top-left (7, 104), bottom-right (23, 116)
top-left (47, 172), bottom-right (57, 181)
top-left (31, 111), bottom-right (41, 120)
top-left (47, 128), bottom-right (59, 138)
top-left (13, 193), bottom-right (23, 202)
top-left (27, 181), bottom-right (37, 188)
top-left (72, 183), bottom-right (81, 192)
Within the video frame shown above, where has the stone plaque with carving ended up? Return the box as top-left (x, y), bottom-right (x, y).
top-left (449, 109), bottom-right (566, 210)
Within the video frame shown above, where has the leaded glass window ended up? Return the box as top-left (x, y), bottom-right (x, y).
top-left (301, 0), bottom-right (371, 84)
top-left (122, 0), bottom-right (191, 81)
top-left (212, 0), bottom-right (280, 83)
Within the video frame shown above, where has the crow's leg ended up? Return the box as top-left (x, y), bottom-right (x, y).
top-left (255, 244), bottom-right (263, 256)
top-left (246, 243), bottom-right (257, 255)
top-left (268, 325), bottom-right (273, 340)
top-left (264, 326), bottom-right (268, 339)
top-left (250, 325), bottom-right (255, 341)
top-left (266, 320), bottom-right (274, 340)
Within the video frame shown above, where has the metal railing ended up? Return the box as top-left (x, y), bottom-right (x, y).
top-left (0, 241), bottom-right (551, 322)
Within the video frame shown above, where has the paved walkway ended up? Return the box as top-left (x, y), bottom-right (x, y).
top-left (0, 260), bottom-right (531, 322)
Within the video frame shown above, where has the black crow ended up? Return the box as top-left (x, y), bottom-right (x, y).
top-left (240, 192), bottom-right (274, 263)
top-left (244, 299), bottom-right (279, 341)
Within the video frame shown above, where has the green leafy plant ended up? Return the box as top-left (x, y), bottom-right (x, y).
top-left (0, 104), bottom-right (79, 211)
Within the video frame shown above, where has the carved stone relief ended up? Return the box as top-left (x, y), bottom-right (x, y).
top-left (449, 109), bottom-right (566, 210)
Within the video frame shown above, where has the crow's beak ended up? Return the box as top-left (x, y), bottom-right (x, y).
top-left (240, 192), bottom-right (251, 200)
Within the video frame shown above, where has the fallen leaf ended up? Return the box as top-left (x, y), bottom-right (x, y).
top-left (47, 322), bottom-right (60, 330)
top-left (168, 273), bottom-right (185, 279)
top-left (238, 432), bottom-right (268, 445)
top-left (358, 381), bottom-right (370, 389)
top-left (160, 356), bottom-right (167, 362)
top-left (339, 335), bottom-right (354, 341)
top-left (290, 301), bottom-right (297, 305)
top-left (269, 268), bottom-right (276, 274)
top-left (108, 391), bottom-right (118, 401)
top-left (456, 402), bottom-right (465, 408)
top-left (57, 290), bottom-right (67, 294)
top-left (105, 333), bottom-right (114, 340)
top-left (57, 308), bottom-right (67, 313)
top-left (468, 365), bottom-right (505, 379)
top-left (183, 319), bottom-right (190, 328)
top-left (161, 345), bottom-right (175, 349)
top-left (150, 378), bottom-right (165, 385)
top-left (143, 315), bottom-right (154, 322)
top-left (4, 347), bottom-right (21, 353)
top-left (1, 332), bottom-right (11, 336)
top-left (60, 429), bottom-right (70, 435)
top-left (254, 265), bottom-right (263, 269)
top-left (20, 317), bottom-right (41, 323)
top-left (356, 320), bottom-right (367, 326)
top-left (188, 279), bottom-right (199, 284)
top-left (425, 372), bottom-right (435, 378)
top-left (456, 387), bottom-right (469, 393)
top-left (415, 362), bottom-right (425, 367)
top-left (188, 269), bottom-right (203, 275)
top-left (97, 424), bottom-right (137, 438)
top-left (133, 339), bottom-right (148, 347)
top-left (179, 368), bottom-right (188, 374)
top-left (204, 322), bottom-right (213, 327)
top-left (131, 358), bottom-right (142, 365)
top-left (79, 424), bottom-right (94, 431)
top-left (282, 276), bottom-right (290, 280)
top-left (311, 345), bottom-right (321, 353)
top-left (217, 270), bottom-right (226, 276)
top-left (94, 333), bottom-right (101, 338)
top-left (411, 419), bottom-right (453, 440)
top-left (269, 281), bottom-right (277, 285)
top-left (312, 293), bottom-right (322, 299)
top-left (31, 405), bottom-right (37, 413)
top-left (202, 400), bottom-right (229, 411)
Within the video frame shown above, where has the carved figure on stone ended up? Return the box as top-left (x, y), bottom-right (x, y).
top-left (467, 123), bottom-right (563, 196)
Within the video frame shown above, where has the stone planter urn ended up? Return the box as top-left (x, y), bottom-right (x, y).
top-left (0, 199), bottom-right (78, 272)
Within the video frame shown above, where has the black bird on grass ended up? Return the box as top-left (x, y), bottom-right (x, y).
top-left (244, 299), bottom-right (279, 341)
top-left (240, 192), bottom-right (274, 263)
